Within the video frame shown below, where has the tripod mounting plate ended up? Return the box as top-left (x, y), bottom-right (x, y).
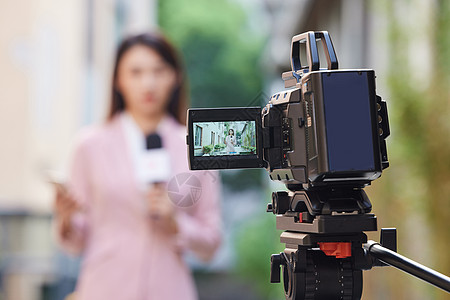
top-left (280, 231), bottom-right (368, 248)
top-left (276, 213), bottom-right (377, 234)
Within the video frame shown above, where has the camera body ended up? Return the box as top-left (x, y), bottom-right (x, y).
top-left (187, 31), bottom-right (389, 189)
top-left (263, 68), bottom-right (389, 188)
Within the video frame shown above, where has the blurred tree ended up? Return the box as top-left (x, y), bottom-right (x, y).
top-left (366, 0), bottom-right (450, 299)
top-left (158, 0), bottom-right (264, 108)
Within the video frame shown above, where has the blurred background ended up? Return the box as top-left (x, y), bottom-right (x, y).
top-left (0, 0), bottom-right (449, 299)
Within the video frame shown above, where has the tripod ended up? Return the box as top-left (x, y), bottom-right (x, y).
top-left (268, 186), bottom-right (450, 299)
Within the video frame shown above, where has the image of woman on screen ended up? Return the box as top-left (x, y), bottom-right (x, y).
top-left (225, 129), bottom-right (236, 154)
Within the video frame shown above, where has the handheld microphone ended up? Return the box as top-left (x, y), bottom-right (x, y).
top-left (136, 133), bottom-right (171, 187)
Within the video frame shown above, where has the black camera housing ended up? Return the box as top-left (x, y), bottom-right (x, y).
top-left (264, 69), bottom-right (389, 188)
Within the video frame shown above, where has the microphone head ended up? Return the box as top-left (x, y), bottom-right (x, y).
top-left (137, 133), bottom-right (171, 186)
top-left (146, 133), bottom-right (162, 150)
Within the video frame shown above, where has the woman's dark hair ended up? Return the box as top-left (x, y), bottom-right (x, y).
top-left (108, 32), bottom-right (188, 124)
top-left (229, 129), bottom-right (234, 135)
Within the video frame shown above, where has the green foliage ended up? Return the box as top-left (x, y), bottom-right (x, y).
top-left (366, 1), bottom-right (450, 299)
top-left (242, 145), bottom-right (256, 153)
top-left (202, 144), bottom-right (213, 154)
top-left (242, 131), bottom-right (252, 148)
top-left (220, 169), bottom-right (264, 191)
top-left (234, 210), bottom-right (285, 300)
top-left (158, 0), bottom-right (264, 108)
top-left (214, 143), bottom-right (225, 150)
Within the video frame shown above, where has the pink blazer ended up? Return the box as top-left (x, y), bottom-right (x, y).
top-left (57, 115), bottom-right (222, 300)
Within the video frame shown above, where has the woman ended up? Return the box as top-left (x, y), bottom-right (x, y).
top-left (54, 33), bottom-right (222, 300)
top-left (225, 128), bottom-right (236, 154)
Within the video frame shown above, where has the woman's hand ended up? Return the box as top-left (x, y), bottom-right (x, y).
top-left (146, 184), bottom-right (178, 235)
top-left (53, 185), bottom-right (79, 239)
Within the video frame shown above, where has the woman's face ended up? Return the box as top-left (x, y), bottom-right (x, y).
top-left (229, 129), bottom-right (234, 135)
top-left (116, 45), bottom-right (177, 118)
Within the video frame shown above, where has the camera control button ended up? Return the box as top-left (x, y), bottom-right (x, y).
top-left (298, 118), bottom-right (305, 127)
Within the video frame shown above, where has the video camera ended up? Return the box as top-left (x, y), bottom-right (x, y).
top-left (187, 31), bottom-right (389, 190)
top-left (186, 31), bottom-right (450, 299)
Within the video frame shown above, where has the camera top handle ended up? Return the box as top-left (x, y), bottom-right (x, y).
top-left (290, 31), bottom-right (338, 79)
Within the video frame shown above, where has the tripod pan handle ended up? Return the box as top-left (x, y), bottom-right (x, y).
top-left (365, 241), bottom-right (450, 293)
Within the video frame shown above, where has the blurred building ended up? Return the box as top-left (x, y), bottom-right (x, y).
top-left (193, 122), bottom-right (225, 155)
top-left (263, 0), bottom-right (391, 95)
top-left (0, 1), bottom-right (156, 299)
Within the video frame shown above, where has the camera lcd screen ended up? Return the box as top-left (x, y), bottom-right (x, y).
top-left (321, 71), bottom-right (376, 172)
top-left (187, 107), bottom-right (264, 170)
top-left (193, 121), bottom-right (257, 157)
